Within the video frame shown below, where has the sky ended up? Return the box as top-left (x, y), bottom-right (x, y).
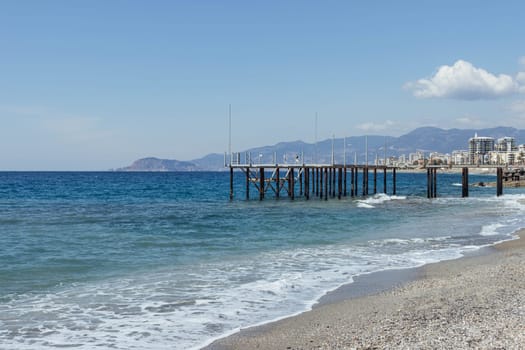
top-left (1, 0), bottom-right (525, 170)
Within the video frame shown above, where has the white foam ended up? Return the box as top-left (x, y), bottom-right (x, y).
top-left (357, 202), bottom-right (375, 209)
top-left (356, 193), bottom-right (406, 209)
top-left (479, 223), bottom-right (504, 236)
top-left (0, 237), bottom-right (500, 350)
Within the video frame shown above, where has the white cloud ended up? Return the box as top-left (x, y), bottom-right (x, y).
top-left (406, 60), bottom-right (520, 100)
top-left (356, 120), bottom-right (396, 133)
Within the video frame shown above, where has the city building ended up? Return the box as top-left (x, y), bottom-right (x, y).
top-left (468, 133), bottom-right (494, 165)
top-left (496, 137), bottom-right (517, 152)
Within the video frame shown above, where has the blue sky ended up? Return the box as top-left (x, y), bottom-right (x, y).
top-left (1, 1), bottom-right (524, 170)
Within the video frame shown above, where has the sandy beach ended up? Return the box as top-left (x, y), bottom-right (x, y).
top-left (206, 232), bottom-right (525, 349)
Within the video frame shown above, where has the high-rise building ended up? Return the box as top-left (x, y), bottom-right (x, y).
top-left (496, 137), bottom-right (516, 152)
top-left (468, 133), bottom-right (494, 164)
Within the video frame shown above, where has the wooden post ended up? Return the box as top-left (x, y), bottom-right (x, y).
top-left (383, 168), bottom-right (387, 194)
top-left (332, 167), bottom-right (336, 198)
top-left (303, 168), bottom-right (310, 200)
top-left (230, 166), bottom-right (234, 200)
top-left (316, 168), bottom-right (320, 197)
top-left (393, 168), bottom-right (397, 195)
top-left (497, 167), bottom-right (503, 197)
top-left (462, 167), bottom-right (469, 198)
top-left (299, 169), bottom-right (303, 196)
top-left (288, 168), bottom-right (295, 200)
top-left (373, 168), bottom-right (377, 194)
top-left (311, 168), bottom-right (315, 197)
top-left (354, 167), bottom-right (359, 197)
top-left (246, 167), bottom-right (250, 200)
top-left (344, 167), bottom-right (347, 196)
top-left (259, 167), bottom-right (265, 200)
top-left (427, 168), bottom-right (431, 199)
top-left (351, 167), bottom-right (355, 197)
top-left (338, 168), bottom-right (342, 199)
top-left (317, 168), bottom-right (324, 199)
top-left (362, 167), bottom-right (366, 196)
top-left (361, 167), bottom-right (369, 196)
top-left (276, 167), bottom-right (280, 198)
top-left (328, 168), bottom-right (332, 198)
top-left (324, 168), bottom-right (328, 200)
top-left (433, 168), bottom-right (437, 198)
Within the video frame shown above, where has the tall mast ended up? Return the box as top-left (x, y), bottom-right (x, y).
top-left (331, 134), bottom-right (335, 165)
top-left (365, 135), bottom-right (368, 166)
top-left (315, 112), bottom-right (318, 164)
top-left (343, 136), bottom-right (346, 166)
top-left (228, 104), bottom-right (232, 165)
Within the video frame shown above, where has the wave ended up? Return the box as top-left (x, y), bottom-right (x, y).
top-left (356, 193), bottom-right (407, 209)
top-left (479, 223), bottom-right (505, 236)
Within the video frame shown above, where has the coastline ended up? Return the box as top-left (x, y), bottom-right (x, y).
top-left (205, 231), bottom-right (525, 349)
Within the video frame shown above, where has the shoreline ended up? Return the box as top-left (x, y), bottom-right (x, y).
top-left (205, 232), bottom-right (525, 349)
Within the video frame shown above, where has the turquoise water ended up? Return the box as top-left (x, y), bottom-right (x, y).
top-left (0, 171), bottom-right (523, 349)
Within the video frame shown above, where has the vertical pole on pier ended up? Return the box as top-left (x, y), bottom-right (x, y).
top-left (316, 168), bottom-right (320, 197)
top-left (320, 168), bottom-right (323, 199)
top-left (332, 167), bottom-right (336, 198)
top-left (246, 167), bottom-right (250, 200)
top-left (362, 166), bottom-right (366, 196)
top-left (427, 168), bottom-right (431, 199)
top-left (433, 168), bottom-right (437, 198)
top-left (462, 167), bottom-right (469, 198)
top-left (324, 168), bottom-right (328, 200)
top-left (259, 167), bottom-right (265, 200)
top-left (288, 168), bottom-right (295, 200)
top-left (338, 168), bottom-right (342, 199)
top-left (299, 169), bottom-right (303, 196)
top-left (350, 167), bottom-right (355, 197)
top-left (497, 167), bottom-right (503, 197)
top-left (276, 167), bottom-right (280, 198)
top-left (230, 166), bottom-right (234, 200)
top-left (373, 168), bottom-right (377, 194)
top-left (313, 168), bottom-right (316, 197)
top-left (362, 167), bottom-right (366, 196)
top-left (344, 167), bottom-right (347, 197)
top-left (303, 168), bottom-right (310, 200)
top-left (354, 167), bottom-right (359, 197)
top-left (311, 168), bottom-right (315, 197)
top-left (393, 168), bottom-right (397, 195)
top-left (328, 168), bottom-right (332, 198)
top-left (383, 168), bottom-right (387, 194)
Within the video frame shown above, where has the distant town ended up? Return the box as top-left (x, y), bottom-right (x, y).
top-left (383, 134), bottom-right (524, 168)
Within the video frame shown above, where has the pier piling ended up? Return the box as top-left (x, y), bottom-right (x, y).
top-left (462, 167), bottom-right (469, 198)
top-left (497, 167), bottom-right (503, 197)
top-left (259, 167), bottom-right (265, 200)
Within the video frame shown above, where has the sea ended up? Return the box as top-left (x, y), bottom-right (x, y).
top-left (1, 170), bottom-right (524, 349)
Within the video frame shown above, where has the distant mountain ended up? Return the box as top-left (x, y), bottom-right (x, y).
top-left (391, 126), bottom-right (525, 154)
top-left (118, 157), bottom-right (199, 171)
top-left (117, 126), bottom-right (525, 171)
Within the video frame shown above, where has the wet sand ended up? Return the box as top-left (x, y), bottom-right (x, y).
top-left (205, 231), bottom-right (525, 349)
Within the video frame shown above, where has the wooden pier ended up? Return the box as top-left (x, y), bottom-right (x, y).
top-left (229, 163), bottom-right (509, 200)
top-left (229, 164), bottom-right (396, 200)
top-left (428, 165), bottom-right (505, 198)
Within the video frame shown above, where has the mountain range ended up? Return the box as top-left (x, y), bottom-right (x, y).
top-left (117, 126), bottom-right (525, 171)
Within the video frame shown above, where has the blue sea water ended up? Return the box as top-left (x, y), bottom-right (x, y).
top-left (0, 171), bottom-right (524, 349)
